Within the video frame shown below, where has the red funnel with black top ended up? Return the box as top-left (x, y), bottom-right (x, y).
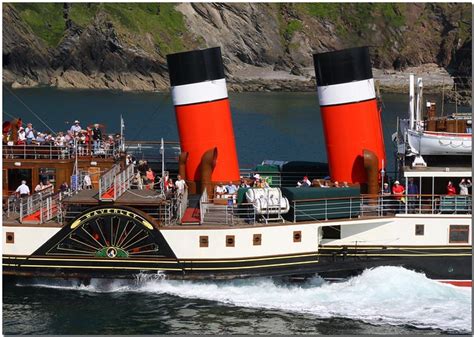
top-left (313, 46), bottom-right (385, 184)
top-left (167, 47), bottom-right (240, 191)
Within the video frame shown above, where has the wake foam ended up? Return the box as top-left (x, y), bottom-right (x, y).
top-left (21, 266), bottom-right (471, 333)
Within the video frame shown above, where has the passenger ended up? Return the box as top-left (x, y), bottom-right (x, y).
top-left (392, 180), bottom-right (405, 212)
top-left (34, 181), bottom-right (45, 193)
top-left (35, 132), bottom-right (45, 145)
top-left (260, 178), bottom-right (270, 188)
top-left (70, 120), bottom-right (82, 134)
top-left (333, 181), bottom-right (340, 188)
top-left (55, 132), bottom-right (65, 146)
top-left (317, 179), bottom-right (330, 188)
top-left (145, 168), bottom-right (155, 190)
top-left (407, 178), bottom-right (419, 213)
top-left (175, 175), bottom-right (187, 197)
top-left (297, 176), bottom-right (311, 188)
top-left (60, 181), bottom-right (69, 193)
top-left (459, 179), bottom-right (472, 196)
top-left (216, 184), bottom-right (227, 198)
top-left (15, 180), bottom-right (30, 198)
top-left (381, 182), bottom-right (391, 214)
top-left (25, 123), bottom-right (36, 145)
top-left (342, 181), bottom-right (349, 188)
top-left (17, 127), bottom-right (26, 145)
top-left (91, 124), bottom-right (102, 154)
top-left (83, 173), bottom-right (92, 190)
top-left (240, 178), bottom-right (251, 188)
top-left (226, 181), bottom-right (238, 195)
top-left (381, 182), bottom-right (391, 195)
top-left (134, 172), bottom-right (143, 190)
top-left (167, 178), bottom-right (175, 193)
top-left (446, 181), bottom-right (456, 195)
top-left (392, 180), bottom-right (405, 199)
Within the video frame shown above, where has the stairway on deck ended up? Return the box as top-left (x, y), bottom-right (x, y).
top-left (201, 203), bottom-right (249, 226)
top-left (181, 194), bottom-right (200, 225)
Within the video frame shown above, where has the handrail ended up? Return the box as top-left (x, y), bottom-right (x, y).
top-left (200, 188), bottom-right (208, 224)
top-left (291, 194), bottom-right (471, 222)
top-left (3, 142), bottom-right (121, 160)
top-left (99, 163), bottom-right (121, 201)
top-left (113, 164), bottom-right (135, 200)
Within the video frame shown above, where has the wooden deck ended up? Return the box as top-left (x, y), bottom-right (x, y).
top-left (62, 189), bottom-right (167, 206)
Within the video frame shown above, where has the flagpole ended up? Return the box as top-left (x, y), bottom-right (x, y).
top-left (120, 114), bottom-right (125, 152)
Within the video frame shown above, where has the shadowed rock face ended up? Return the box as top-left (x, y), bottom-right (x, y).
top-left (2, 3), bottom-right (472, 102)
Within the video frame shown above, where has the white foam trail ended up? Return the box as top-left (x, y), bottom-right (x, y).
top-left (23, 266), bottom-right (471, 332)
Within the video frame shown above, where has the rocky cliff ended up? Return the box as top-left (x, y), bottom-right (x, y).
top-left (2, 3), bottom-right (471, 101)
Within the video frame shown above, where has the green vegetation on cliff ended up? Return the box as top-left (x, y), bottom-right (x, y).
top-left (13, 3), bottom-right (187, 54)
top-left (13, 3), bottom-right (64, 47)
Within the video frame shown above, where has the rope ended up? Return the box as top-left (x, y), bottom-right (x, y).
top-left (4, 86), bottom-right (57, 135)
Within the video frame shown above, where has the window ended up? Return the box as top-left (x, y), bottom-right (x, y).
top-left (199, 236), bottom-right (208, 248)
top-left (253, 234), bottom-right (262, 246)
top-left (449, 225), bottom-right (469, 243)
top-left (226, 235), bottom-right (235, 247)
top-left (293, 231), bottom-right (302, 243)
top-left (415, 224), bottom-right (424, 236)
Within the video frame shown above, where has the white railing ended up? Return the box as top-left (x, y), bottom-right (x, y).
top-left (176, 188), bottom-right (188, 223)
top-left (99, 163), bottom-right (121, 201)
top-left (291, 194), bottom-right (472, 222)
top-left (200, 200), bottom-right (256, 225)
top-left (3, 142), bottom-right (121, 160)
top-left (113, 164), bottom-right (135, 200)
top-left (199, 188), bottom-right (209, 224)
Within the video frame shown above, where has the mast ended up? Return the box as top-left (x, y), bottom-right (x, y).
top-left (416, 77), bottom-right (423, 130)
top-left (120, 114), bottom-right (125, 152)
top-left (409, 74), bottom-right (415, 129)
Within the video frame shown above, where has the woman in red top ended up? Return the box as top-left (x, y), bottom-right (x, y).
top-left (446, 181), bottom-right (457, 195)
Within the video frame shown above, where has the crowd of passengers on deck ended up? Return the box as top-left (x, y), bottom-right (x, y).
top-left (3, 120), bottom-right (122, 157)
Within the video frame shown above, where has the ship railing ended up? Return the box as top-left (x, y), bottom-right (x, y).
top-left (176, 188), bottom-right (188, 223)
top-left (98, 163), bottom-right (121, 201)
top-left (200, 199), bottom-right (256, 225)
top-left (113, 164), bottom-right (135, 200)
top-left (17, 187), bottom-right (56, 223)
top-left (290, 194), bottom-right (472, 222)
top-left (37, 191), bottom-right (64, 223)
top-left (199, 188), bottom-right (209, 224)
top-left (239, 169), bottom-right (390, 188)
top-left (3, 142), bottom-right (122, 160)
top-left (3, 143), bottom-right (72, 160)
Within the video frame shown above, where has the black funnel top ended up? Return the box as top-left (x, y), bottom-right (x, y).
top-left (167, 47), bottom-right (225, 87)
top-left (313, 46), bottom-right (372, 86)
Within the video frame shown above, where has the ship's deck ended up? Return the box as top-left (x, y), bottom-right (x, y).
top-left (62, 188), bottom-right (167, 206)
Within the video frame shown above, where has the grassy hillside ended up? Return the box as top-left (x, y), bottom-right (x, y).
top-left (12, 3), bottom-right (188, 54)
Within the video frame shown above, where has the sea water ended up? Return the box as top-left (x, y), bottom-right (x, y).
top-left (3, 267), bottom-right (471, 334)
top-left (2, 88), bottom-right (471, 334)
top-left (3, 87), bottom-right (468, 171)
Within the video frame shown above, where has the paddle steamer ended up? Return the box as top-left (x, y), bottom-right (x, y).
top-left (3, 46), bottom-right (471, 287)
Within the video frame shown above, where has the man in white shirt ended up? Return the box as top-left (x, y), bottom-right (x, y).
top-left (70, 120), bottom-right (82, 134)
top-left (16, 180), bottom-right (30, 197)
top-left (25, 123), bottom-right (36, 145)
top-left (215, 184), bottom-right (227, 198)
top-left (175, 175), bottom-right (187, 196)
top-left (459, 179), bottom-right (472, 195)
top-left (83, 174), bottom-right (92, 189)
